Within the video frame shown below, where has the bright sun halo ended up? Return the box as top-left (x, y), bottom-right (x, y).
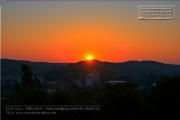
top-left (86, 55), bottom-right (94, 60)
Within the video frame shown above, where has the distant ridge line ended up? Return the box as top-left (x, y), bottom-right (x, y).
top-left (1, 58), bottom-right (179, 65)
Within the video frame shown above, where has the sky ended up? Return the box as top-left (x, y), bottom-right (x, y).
top-left (0, 1), bottom-right (180, 64)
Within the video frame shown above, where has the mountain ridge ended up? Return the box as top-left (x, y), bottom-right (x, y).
top-left (1, 59), bottom-right (180, 78)
top-left (1, 58), bottom-right (179, 65)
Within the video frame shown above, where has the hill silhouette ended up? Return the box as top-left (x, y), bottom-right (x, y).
top-left (1, 59), bottom-right (68, 75)
top-left (1, 59), bottom-right (180, 83)
top-left (63, 59), bottom-right (180, 76)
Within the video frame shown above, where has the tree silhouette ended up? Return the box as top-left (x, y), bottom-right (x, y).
top-left (145, 77), bottom-right (180, 120)
top-left (14, 64), bottom-right (47, 105)
top-left (20, 64), bottom-right (42, 88)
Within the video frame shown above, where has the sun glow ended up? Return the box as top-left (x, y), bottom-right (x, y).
top-left (86, 55), bottom-right (94, 60)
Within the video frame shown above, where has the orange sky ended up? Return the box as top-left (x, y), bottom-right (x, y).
top-left (1, 1), bottom-right (180, 64)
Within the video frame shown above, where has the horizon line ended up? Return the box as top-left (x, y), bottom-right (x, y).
top-left (1, 58), bottom-right (180, 65)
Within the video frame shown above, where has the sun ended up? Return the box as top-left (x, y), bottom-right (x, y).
top-left (86, 55), bottom-right (94, 61)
